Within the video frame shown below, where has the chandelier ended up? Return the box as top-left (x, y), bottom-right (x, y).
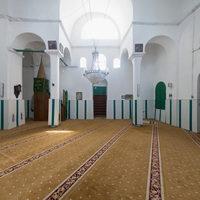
top-left (84, 47), bottom-right (109, 84)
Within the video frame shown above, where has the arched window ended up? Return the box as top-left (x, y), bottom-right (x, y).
top-left (113, 58), bottom-right (120, 69)
top-left (80, 57), bottom-right (87, 68)
top-left (98, 54), bottom-right (107, 70)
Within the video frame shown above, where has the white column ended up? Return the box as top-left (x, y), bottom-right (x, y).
top-left (46, 50), bottom-right (61, 127)
top-left (131, 53), bottom-right (144, 126)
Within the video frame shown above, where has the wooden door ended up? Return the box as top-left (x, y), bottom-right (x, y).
top-left (93, 86), bottom-right (107, 117)
top-left (94, 95), bottom-right (107, 117)
top-left (34, 93), bottom-right (49, 121)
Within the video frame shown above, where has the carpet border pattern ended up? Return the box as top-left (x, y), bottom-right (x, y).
top-left (187, 133), bottom-right (200, 147)
top-left (147, 123), bottom-right (164, 200)
top-left (44, 124), bottom-right (130, 200)
top-left (0, 123), bottom-right (107, 178)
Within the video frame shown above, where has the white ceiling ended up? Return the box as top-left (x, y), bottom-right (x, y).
top-left (133, 0), bottom-right (200, 24)
top-left (60, 0), bottom-right (200, 44)
top-left (60, 0), bottom-right (133, 40)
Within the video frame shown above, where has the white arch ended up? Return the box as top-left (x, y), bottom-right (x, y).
top-left (141, 35), bottom-right (178, 100)
top-left (120, 48), bottom-right (129, 65)
top-left (60, 0), bottom-right (133, 39)
top-left (12, 32), bottom-right (46, 50)
top-left (64, 47), bottom-right (71, 66)
top-left (145, 35), bottom-right (176, 53)
top-left (73, 12), bottom-right (121, 40)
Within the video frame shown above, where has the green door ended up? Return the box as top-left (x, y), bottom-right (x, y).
top-left (155, 82), bottom-right (166, 110)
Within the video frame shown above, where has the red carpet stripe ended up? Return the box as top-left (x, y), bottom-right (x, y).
top-left (187, 133), bottom-right (200, 147)
top-left (0, 123), bottom-right (108, 178)
top-left (147, 123), bottom-right (164, 200)
top-left (44, 124), bottom-right (131, 200)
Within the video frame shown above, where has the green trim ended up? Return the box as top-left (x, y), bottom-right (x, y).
top-left (84, 100), bottom-right (87, 120)
top-left (121, 100), bottom-right (124, 119)
top-left (129, 100), bottom-right (132, 119)
top-left (93, 86), bottom-right (107, 96)
top-left (26, 100), bottom-right (30, 119)
top-left (113, 100), bottom-right (116, 119)
top-left (14, 48), bottom-right (45, 53)
top-left (59, 100), bottom-right (62, 122)
top-left (159, 109), bottom-right (161, 122)
top-left (51, 99), bottom-right (55, 127)
top-left (170, 99), bottom-right (172, 125)
top-left (65, 98), bottom-right (68, 119)
top-left (68, 100), bottom-right (71, 119)
top-left (145, 100), bottom-right (148, 119)
top-left (189, 100), bottom-right (192, 131)
top-left (135, 100), bottom-right (138, 125)
top-left (16, 100), bottom-right (19, 127)
top-left (76, 100), bottom-right (79, 119)
top-left (1, 100), bottom-right (4, 130)
top-left (179, 100), bottom-right (182, 128)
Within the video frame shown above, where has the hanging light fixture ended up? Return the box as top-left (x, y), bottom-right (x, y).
top-left (83, 47), bottom-right (109, 84)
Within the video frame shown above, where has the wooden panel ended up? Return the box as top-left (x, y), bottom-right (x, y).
top-left (34, 93), bottom-right (49, 121)
top-left (94, 95), bottom-right (107, 117)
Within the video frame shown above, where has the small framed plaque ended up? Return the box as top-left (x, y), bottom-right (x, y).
top-left (135, 44), bottom-right (144, 53)
top-left (48, 41), bottom-right (57, 50)
top-left (76, 92), bottom-right (83, 100)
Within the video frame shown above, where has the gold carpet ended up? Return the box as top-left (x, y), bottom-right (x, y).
top-left (158, 123), bottom-right (200, 200)
top-left (1, 120), bottom-right (200, 200)
top-left (65, 125), bottom-right (152, 200)
top-left (0, 120), bottom-right (104, 170)
top-left (0, 120), bottom-right (131, 200)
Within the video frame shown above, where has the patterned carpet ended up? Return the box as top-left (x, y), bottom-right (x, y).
top-left (159, 124), bottom-right (200, 200)
top-left (0, 120), bottom-right (200, 200)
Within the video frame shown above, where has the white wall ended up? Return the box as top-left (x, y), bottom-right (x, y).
top-left (60, 46), bottom-right (133, 119)
top-left (141, 41), bottom-right (177, 100)
top-left (178, 8), bottom-right (200, 99)
top-left (0, 19), bottom-right (9, 99)
top-left (137, 6), bottom-right (200, 132)
top-left (8, 0), bottom-right (60, 19)
top-left (61, 47), bottom-right (132, 100)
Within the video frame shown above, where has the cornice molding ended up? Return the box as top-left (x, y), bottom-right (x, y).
top-left (133, 21), bottom-right (178, 26)
top-left (72, 45), bottom-right (120, 49)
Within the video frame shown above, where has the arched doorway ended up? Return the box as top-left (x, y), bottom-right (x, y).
top-left (155, 82), bottom-right (166, 110)
top-left (198, 75), bottom-right (200, 132)
top-left (12, 33), bottom-right (50, 121)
